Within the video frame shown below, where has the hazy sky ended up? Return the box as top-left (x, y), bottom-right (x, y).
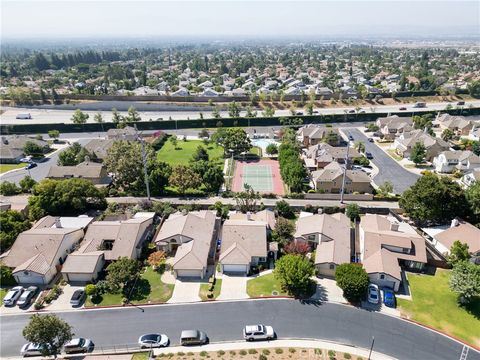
top-left (1, 0), bottom-right (479, 39)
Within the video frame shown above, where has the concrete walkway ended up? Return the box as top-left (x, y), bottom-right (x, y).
top-left (167, 279), bottom-right (201, 303)
top-left (153, 339), bottom-right (396, 360)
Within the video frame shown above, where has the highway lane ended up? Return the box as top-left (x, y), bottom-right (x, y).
top-left (1, 100), bottom-right (479, 125)
top-left (1, 300), bottom-right (478, 360)
top-left (344, 128), bottom-right (420, 194)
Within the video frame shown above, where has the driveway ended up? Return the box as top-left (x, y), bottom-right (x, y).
top-left (46, 284), bottom-right (84, 311)
top-left (311, 277), bottom-right (346, 303)
top-left (217, 274), bottom-right (248, 300)
top-left (167, 279), bottom-right (200, 303)
top-left (342, 128), bottom-right (420, 194)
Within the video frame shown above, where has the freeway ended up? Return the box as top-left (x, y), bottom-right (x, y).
top-left (1, 299), bottom-right (478, 360)
top-left (343, 128), bottom-right (420, 194)
top-left (1, 100), bottom-right (479, 125)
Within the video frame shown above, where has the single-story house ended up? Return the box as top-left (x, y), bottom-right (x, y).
top-left (437, 114), bottom-right (474, 136)
top-left (47, 161), bottom-right (112, 185)
top-left (297, 125), bottom-right (341, 147)
top-left (311, 162), bottom-right (372, 194)
top-left (0, 136), bottom-right (50, 164)
top-left (154, 211), bottom-right (218, 279)
top-left (303, 143), bottom-right (360, 170)
top-left (294, 212), bottom-right (351, 277)
top-left (2, 216), bottom-right (93, 285)
top-left (83, 139), bottom-right (115, 161)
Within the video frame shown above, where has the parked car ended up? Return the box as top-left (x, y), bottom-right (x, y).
top-left (367, 138), bottom-right (374, 143)
top-left (17, 286), bottom-right (39, 308)
top-left (25, 163), bottom-right (37, 170)
top-left (367, 284), bottom-right (380, 304)
top-left (383, 288), bottom-right (396, 308)
top-left (180, 330), bottom-right (208, 346)
top-left (348, 109), bottom-right (356, 114)
top-left (457, 101), bottom-right (465, 106)
top-left (138, 334), bottom-right (169, 348)
top-left (243, 325), bottom-right (275, 341)
top-left (64, 338), bottom-right (95, 354)
top-left (16, 113), bottom-right (32, 120)
top-left (399, 107), bottom-right (407, 111)
top-left (3, 286), bottom-right (24, 306)
top-left (21, 343), bottom-right (43, 357)
top-left (348, 134), bottom-right (354, 141)
top-left (312, 110), bottom-right (319, 114)
top-left (295, 111), bottom-right (304, 115)
top-left (365, 151), bottom-right (373, 159)
top-left (70, 289), bottom-right (86, 307)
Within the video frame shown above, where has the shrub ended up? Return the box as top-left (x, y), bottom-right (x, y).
top-left (328, 350), bottom-right (336, 359)
top-left (335, 263), bottom-right (369, 303)
top-left (34, 301), bottom-right (44, 310)
top-left (288, 348), bottom-right (296, 353)
top-left (176, 352), bottom-right (185, 356)
top-left (314, 349), bottom-right (322, 355)
top-left (229, 351), bottom-right (236, 355)
top-left (199, 351), bottom-right (208, 357)
top-left (258, 355), bottom-right (267, 360)
top-left (275, 348), bottom-right (283, 354)
top-left (217, 350), bottom-right (225, 356)
top-left (344, 353), bottom-right (352, 359)
top-left (239, 350), bottom-right (247, 355)
top-left (85, 284), bottom-right (97, 297)
top-left (262, 349), bottom-right (271, 355)
top-left (248, 349), bottom-right (257, 354)
top-left (0, 181), bottom-right (21, 196)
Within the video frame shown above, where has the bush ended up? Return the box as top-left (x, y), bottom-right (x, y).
top-left (0, 181), bottom-right (21, 196)
top-left (344, 353), bottom-right (352, 359)
top-left (239, 350), bottom-right (247, 355)
top-left (248, 349), bottom-right (258, 354)
top-left (217, 350), bottom-right (225, 356)
top-left (288, 348), bottom-right (296, 353)
top-left (258, 355), bottom-right (268, 360)
top-left (335, 263), bottom-right (369, 303)
top-left (315, 349), bottom-right (322, 355)
top-left (287, 192), bottom-right (305, 199)
top-left (34, 301), bottom-right (44, 310)
top-left (262, 349), bottom-right (271, 355)
top-left (85, 284), bottom-right (97, 297)
top-left (262, 193), bottom-right (278, 199)
top-left (229, 351), bottom-right (236, 355)
top-left (328, 350), bottom-right (336, 359)
top-left (275, 348), bottom-right (283, 354)
top-left (275, 200), bottom-right (295, 219)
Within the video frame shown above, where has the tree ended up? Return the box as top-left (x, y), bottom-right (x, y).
top-left (148, 160), bottom-right (172, 196)
top-left (212, 105), bottom-right (221, 119)
top-left (202, 164), bottom-right (224, 194)
top-left (169, 165), bottom-right (202, 195)
top-left (335, 263), bottom-right (369, 303)
top-left (399, 174), bottom-right (469, 226)
top-left (449, 261), bottom-right (480, 304)
top-left (345, 203), bottom-right (360, 221)
top-left (106, 257), bottom-right (141, 294)
top-left (448, 240), bottom-right (471, 267)
top-left (94, 112), bottom-right (104, 123)
top-left (70, 109), bottom-right (89, 124)
top-left (124, 106), bottom-right (141, 122)
top-left (305, 102), bottom-right (314, 116)
top-left (354, 141), bottom-right (365, 154)
top-left (274, 254), bottom-right (315, 296)
top-left (198, 129), bottom-right (209, 140)
top-left (169, 134), bottom-right (178, 149)
top-left (0, 210), bottom-right (31, 252)
top-left (22, 314), bottom-right (73, 358)
top-left (272, 217), bottom-right (295, 247)
top-left (214, 128), bottom-right (251, 156)
top-left (245, 106), bottom-right (257, 118)
top-left (324, 131), bottom-right (339, 145)
top-left (465, 181), bottom-right (480, 220)
top-left (19, 175), bottom-right (37, 193)
top-left (23, 141), bottom-right (45, 157)
top-left (275, 200), bottom-right (294, 219)
top-left (234, 184), bottom-right (260, 213)
top-left (412, 115), bottom-right (434, 135)
top-left (283, 241), bottom-right (311, 256)
top-left (265, 143), bottom-right (278, 155)
top-left (0, 181), bottom-right (21, 196)
top-left (192, 146), bottom-right (209, 162)
top-left (441, 128), bottom-right (455, 142)
top-left (0, 263), bottom-right (16, 285)
top-left (111, 108), bottom-right (122, 123)
top-left (467, 80), bottom-right (480, 98)
top-left (410, 142), bottom-right (426, 165)
top-left (377, 181), bottom-right (394, 196)
top-left (228, 101), bottom-right (240, 117)
top-left (48, 130), bottom-right (60, 141)
top-left (147, 251), bottom-right (167, 268)
top-left (57, 142), bottom-right (96, 166)
top-left (262, 105), bottom-right (275, 117)
top-left (28, 178), bottom-right (106, 220)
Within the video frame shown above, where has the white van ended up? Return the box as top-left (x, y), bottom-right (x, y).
top-left (16, 113), bottom-right (32, 119)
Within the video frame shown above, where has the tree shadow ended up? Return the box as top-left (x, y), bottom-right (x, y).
top-left (463, 298), bottom-right (480, 320)
top-left (128, 279), bottom-right (151, 302)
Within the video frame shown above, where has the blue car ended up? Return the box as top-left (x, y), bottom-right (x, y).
top-left (383, 288), bottom-right (396, 308)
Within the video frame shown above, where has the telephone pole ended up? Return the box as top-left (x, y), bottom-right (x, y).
top-left (135, 125), bottom-right (151, 200)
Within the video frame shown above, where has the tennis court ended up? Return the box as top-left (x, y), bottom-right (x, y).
top-left (232, 159), bottom-right (285, 195)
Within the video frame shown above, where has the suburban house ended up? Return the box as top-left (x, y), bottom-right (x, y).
top-left (154, 211), bottom-right (218, 279)
top-left (303, 143), bottom-right (360, 170)
top-left (83, 139), bottom-right (115, 161)
top-left (462, 169), bottom-right (480, 187)
top-left (437, 114), bottom-right (474, 136)
top-left (297, 125), bottom-right (341, 147)
top-left (228, 209), bottom-right (276, 231)
top-left (219, 218), bottom-right (268, 275)
top-left (422, 219), bottom-right (480, 258)
top-left (171, 88), bottom-right (190, 97)
top-left (47, 161), bottom-right (112, 185)
top-left (359, 214), bottom-right (427, 292)
top-left (106, 126), bottom-right (137, 140)
top-left (432, 150), bottom-right (480, 173)
top-left (311, 162), bottom-right (372, 194)
top-left (394, 130), bottom-right (450, 161)
top-left (0, 136), bottom-right (49, 164)
top-left (2, 216), bottom-right (93, 285)
top-left (375, 116), bottom-right (413, 140)
top-left (294, 212), bottom-right (352, 276)
top-left (61, 212), bottom-right (155, 283)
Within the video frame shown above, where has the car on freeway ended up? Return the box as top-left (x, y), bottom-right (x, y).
top-left (295, 111), bottom-right (304, 115)
top-left (180, 330), bottom-right (208, 346)
top-left (16, 113), bottom-right (32, 120)
top-left (3, 286), bottom-right (24, 306)
top-left (64, 338), bottom-right (95, 354)
top-left (17, 286), bottom-right (39, 308)
top-left (25, 163), bottom-right (37, 170)
top-left (70, 289), bottom-right (86, 307)
top-left (348, 109), bottom-right (356, 113)
top-left (367, 138), bottom-right (374, 142)
top-left (383, 288), bottom-right (396, 308)
top-left (138, 333), bottom-right (169, 348)
top-left (399, 107), bottom-right (407, 111)
top-left (365, 151), bottom-right (373, 159)
top-left (243, 324), bottom-right (275, 341)
top-left (367, 284), bottom-right (380, 304)
top-left (457, 101), bottom-right (465, 106)
top-left (312, 110), bottom-right (319, 114)
top-left (20, 343), bottom-right (44, 357)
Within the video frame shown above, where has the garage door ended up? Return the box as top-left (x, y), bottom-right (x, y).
top-left (176, 269), bottom-right (203, 278)
top-left (15, 273), bottom-right (45, 285)
top-left (222, 264), bottom-right (248, 274)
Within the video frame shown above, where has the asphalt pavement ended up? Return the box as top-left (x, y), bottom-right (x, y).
top-left (343, 128), bottom-right (420, 194)
top-left (1, 299), bottom-right (478, 360)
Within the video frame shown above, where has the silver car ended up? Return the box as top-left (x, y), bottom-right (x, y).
top-left (17, 286), bottom-right (39, 308)
top-left (243, 325), bottom-right (275, 341)
top-left (138, 333), bottom-right (169, 348)
top-left (21, 343), bottom-right (43, 357)
top-left (3, 286), bottom-right (24, 306)
top-left (64, 338), bottom-right (94, 354)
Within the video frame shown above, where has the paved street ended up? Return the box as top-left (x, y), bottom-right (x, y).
top-left (343, 128), bottom-right (420, 194)
top-left (1, 299), bottom-right (478, 360)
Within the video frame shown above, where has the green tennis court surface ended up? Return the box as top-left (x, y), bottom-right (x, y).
top-left (241, 165), bottom-right (274, 192)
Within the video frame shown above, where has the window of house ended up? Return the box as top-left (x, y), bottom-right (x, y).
top-left (329, 264), bottom-right (335, 270)
top-left (307, 235), bottom-right (316, 241)
top-left (258, 257), bottom-right (266, 262)
top-left (380, 274), bottom-right (385, 279)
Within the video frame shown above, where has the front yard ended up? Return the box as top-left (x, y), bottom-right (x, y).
top-left (157, 139), bottom-right (224, 166)
top-left (0, 288), bottom-right (9, 303)
top-left (199, 279), bottom-right (222, 301)
top-left (247, 273), bottom-right (288, 297)
top-left (398, 269), bottom-right (480, 347)
top-left (0, 163), bottom-right (27, 173)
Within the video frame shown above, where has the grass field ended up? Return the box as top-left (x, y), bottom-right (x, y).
top-left (157, 139), bottom-right (224, 166)
top-left (0, 163), bottom-right (27, 173)
top-left (398, 269), bottom-right (480, 347)
top-left (199, 279), bottom-right (222, 301)
top-left (247, 273), bottom-right (288, 297)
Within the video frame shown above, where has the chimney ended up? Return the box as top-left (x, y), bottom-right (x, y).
top-left (451, 218), bottom-right (459, 228)
top-left (246, 212), bottom-right (252, 221)
top-left (55, 217), bottom-right (62, 228)
top-left (390, 221), bottom-right (399, 232)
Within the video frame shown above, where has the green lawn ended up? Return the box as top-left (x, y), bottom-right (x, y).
top-left (157, 139), bottom-right (224, 166)
top-left (0, 163), bottom-right (27, 173)
top-left (131, 352), bottom-right (149, 360)
top-left (386, 149), bottom-right (403, 161)
top-left (199, 279), bottom-right (222, 301)
top-left (86, 267), bottom-right (174, 307)
top-left (398, 269), bottom-right (480, 347)
top-left (247, 273), bottom-right (288, 297)
top-left (0, 288), bottom-right (9, 303)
